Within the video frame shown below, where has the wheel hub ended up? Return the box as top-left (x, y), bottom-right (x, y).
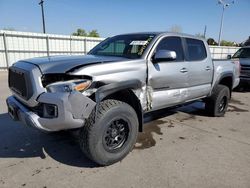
top-left (111, 128), bottom-right (118, 138)
top-left (219, 96), bottom-right (227, 112)
top-left (103, 119), bottom-right (129, 151)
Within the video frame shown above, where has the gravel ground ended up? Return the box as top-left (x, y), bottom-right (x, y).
top-left (0, 71), bottom-right (250, 188)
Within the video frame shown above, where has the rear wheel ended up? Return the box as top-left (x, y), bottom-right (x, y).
top-left (205, 85), bottom-right (230, 117)
top-left (79, 99), bottom-right (138, 166)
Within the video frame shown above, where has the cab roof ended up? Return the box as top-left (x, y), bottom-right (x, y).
top-left (116, 31), bottom-right (205, 41)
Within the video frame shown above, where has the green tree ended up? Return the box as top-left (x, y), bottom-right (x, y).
top-left (88, 30), bottom-right (100, 37)
top-left (220, 40), bottom-right (238, 47)
top-left (243, 36), bottom-right (250, 46)
top-left (72, 28), bottom-right (100, 37)
top-left (72, 28), bottom-right (87, 36)
top-left (207, 38), bottom-right (218, 46)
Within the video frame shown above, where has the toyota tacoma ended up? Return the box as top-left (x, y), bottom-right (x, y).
top-left (6, 32), bottom-right (240, 165)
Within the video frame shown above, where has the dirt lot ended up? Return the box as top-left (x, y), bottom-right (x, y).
top-left (0, 71), bottom-right (250, 188)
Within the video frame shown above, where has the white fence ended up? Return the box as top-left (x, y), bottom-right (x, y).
top-left (0, 30), bottom-right (240, 69)
top-left (209, 45), bottom-right (240, 59)
top-left (0, 30), bottom-right (104, 69)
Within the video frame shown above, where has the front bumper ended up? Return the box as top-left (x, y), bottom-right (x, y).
top-left (240, 76), bottom-right (250, 84)
top-left (6, 91), bottom-right (96, 132)
top-left (233, 78), bottom-right (240, 89)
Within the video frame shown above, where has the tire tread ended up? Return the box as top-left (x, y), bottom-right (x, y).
top-left (79, 99), bottom-right (126, 164)
top-left (205, 84), bottom-right (230, 117)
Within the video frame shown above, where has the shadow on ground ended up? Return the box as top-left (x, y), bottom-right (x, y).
top-left (0, 113), bottom-right (97, 168)
top-left (233, 84), bottom-right (250, 93)
top-left (0, 101), bottom-right (210, 168)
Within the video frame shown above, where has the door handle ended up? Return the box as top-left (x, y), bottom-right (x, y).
top-left (180, 68), bottom-right (188, 73)
top-left (205, 66), bottom-right (211, 71)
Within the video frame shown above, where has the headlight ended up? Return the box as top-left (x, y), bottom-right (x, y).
top-left (73, 80), bottom-right (91, 92)
top-left (46, 79), bottom-right (91, 93)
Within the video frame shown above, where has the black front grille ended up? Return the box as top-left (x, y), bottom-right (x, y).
top-left (8, 68), bottom-right (30, 99)
top-left (241, 66), bottom-right (250, 71)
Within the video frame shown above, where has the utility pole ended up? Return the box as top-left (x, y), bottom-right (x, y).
top-left (39, 0), bottom-right (46, 33)
top-left (203, 25), bottom-right (207, 38)
top-left (218, 4), bottom-right (226, 46)
top-left (217, 0), bottom-right (235, 46)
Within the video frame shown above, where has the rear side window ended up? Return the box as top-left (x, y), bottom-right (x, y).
top-left (185, 38), bottom-right (207, 61)
top-left (156, 37), bottom-right (184, 61)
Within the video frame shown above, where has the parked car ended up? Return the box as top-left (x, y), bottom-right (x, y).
top-left (232, 46), bottom-right (250, 87)
top-left (6, 32), bottom-right (240, 165)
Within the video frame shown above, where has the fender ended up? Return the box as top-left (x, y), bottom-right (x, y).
top-left (95, 79), bottom-right (142, 102)
top-left (94, 79), bottom-right (144, 132)
top-left (211, 72), bottom-right (234, 94)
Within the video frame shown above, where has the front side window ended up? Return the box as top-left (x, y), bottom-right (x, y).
top-left (233, 48), bottom-right (250, 58)
top-left (185, 38), bottom-right (207, 61)
top-left (88, 34), bottom-right (156, 59)
top-left (155, 37), bottom-right (184, 61)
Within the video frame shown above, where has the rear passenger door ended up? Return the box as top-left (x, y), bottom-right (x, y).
top-left (148, 36), bottom-right (189, 110)
top-left (184, 38), bottom-right (213, 100)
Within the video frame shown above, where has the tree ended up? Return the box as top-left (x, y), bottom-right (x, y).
top-left (72, 28), bottom-right (87, 36)
top-left (72, 28), bottom-right (100, 37)
top-left (243, 36), bottom-right (250, 46)
top-left (169, 25), bottom-right (182, 33)
top-left (88, 30), bottom-right (100, 37)
top-left (207, 38), bottom-right (218, 46)
top-left (220, 40), bottom-right (238, 47)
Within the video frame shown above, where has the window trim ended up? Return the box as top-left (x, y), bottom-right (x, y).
top-left (147, 35), bottom-right (186, 63)
top-left (183, 37), bottom-right (207, 62)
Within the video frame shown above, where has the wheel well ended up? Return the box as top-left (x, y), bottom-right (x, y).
top-left (102, 89), bottom-right (143, 132)
top-left (218, 76), bottom-right (233, 93)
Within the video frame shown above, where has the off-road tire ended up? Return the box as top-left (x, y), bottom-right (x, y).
top-left (205, 85), bottom-right (230, 117)
top-left (79, 99), bottom-right (139, 166)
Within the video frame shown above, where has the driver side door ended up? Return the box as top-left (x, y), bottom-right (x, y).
top-left (148, 36), bottom-right (189, 110)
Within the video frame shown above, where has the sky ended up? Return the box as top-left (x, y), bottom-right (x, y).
top-left (0, 0), bottom-right (249, 43)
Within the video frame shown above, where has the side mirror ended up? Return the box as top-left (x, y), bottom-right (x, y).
top-left (154, 50), bottom-right (177, 62)
top-left (227, 54), bottom-right (232, 59)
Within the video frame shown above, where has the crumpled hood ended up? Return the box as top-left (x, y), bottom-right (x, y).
top-left (20, 55), bottom-right (128, 74)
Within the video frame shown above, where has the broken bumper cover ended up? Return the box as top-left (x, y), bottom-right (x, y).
top-left (6, 92), bottom-right (96, 132)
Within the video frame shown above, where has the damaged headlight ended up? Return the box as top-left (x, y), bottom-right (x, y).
top-left (46, 79), bottom-right (92, 93)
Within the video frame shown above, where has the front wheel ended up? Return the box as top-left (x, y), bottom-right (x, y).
top-left (205, 85), bottom-right (230, 117)
top-left (79, 99), bottom-right (139, 166)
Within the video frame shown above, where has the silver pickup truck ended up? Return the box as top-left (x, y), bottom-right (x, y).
top-left (6, 32), bottom-right (240, 165)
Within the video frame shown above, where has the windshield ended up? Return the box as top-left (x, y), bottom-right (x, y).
top-left (88, 34), bottom-right (156, 59)
top-left (233, 48), bottom-right (250, 58)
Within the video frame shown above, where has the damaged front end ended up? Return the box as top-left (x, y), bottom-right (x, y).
top-left (7, 71), bottom-right (96, 132)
